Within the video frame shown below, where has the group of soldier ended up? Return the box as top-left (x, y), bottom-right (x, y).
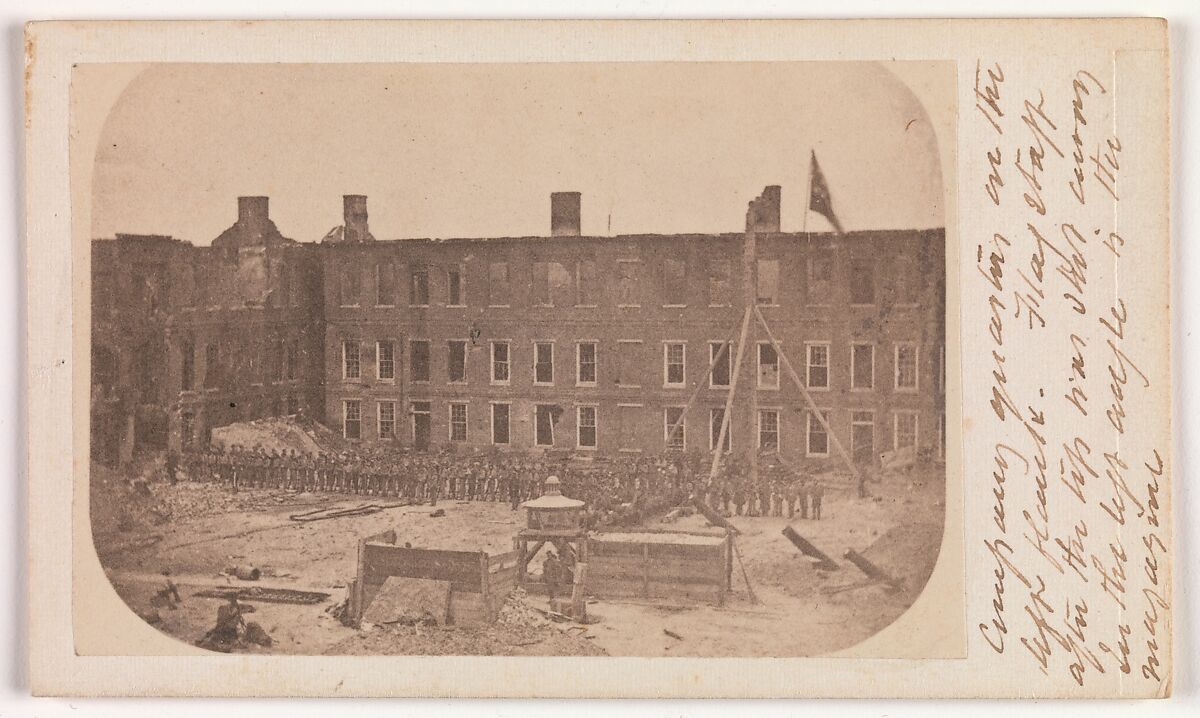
top-left (172, 444), bottom-right (829, 524)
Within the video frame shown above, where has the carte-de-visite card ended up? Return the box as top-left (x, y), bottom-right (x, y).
top-left (24, 18), bottom-right (1171, 698)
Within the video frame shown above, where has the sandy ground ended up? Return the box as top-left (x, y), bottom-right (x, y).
top-left (94, 462), bottom-right (945, 657)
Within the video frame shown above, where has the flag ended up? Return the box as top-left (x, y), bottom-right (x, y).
top-left (808, 151), bottom-right (844, 235)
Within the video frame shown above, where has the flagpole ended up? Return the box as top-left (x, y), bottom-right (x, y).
top-left (802, 148), bottom-right (812, 236)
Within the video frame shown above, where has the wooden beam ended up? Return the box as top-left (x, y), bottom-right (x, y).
top-left (709, 307), bottom-right (753, 480)
top-left (663, 322), bottom-right (741, 448)
top-left (753, 306), bottom-right (860, 483)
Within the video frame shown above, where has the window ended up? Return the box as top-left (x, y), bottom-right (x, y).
top-left (616, 341), bottom-right (643, 387)
top-left (488, 261), bottom-right (510, 306)
top-left (851, 343), bottom-right (874, 390)
top-left (277, 266), bottom-right (290, 308)
top-left (709, 408), bottom-right (731, 452)
top-left (894, 255), bottom-right (918, 305)
top-left (849, 257), bottom-right (875, 305)
top-left (287, 265), bottom-right (302, 307)
top-left (343, 400), bottom-right (362, 439)
top-left (447, 265), bottom-right (464, 306)
top-left (377, 263), bottom-right (396, 306)
top-left (342, 340), bottom-right (361, 380)
top-left (410, 340), bottom-right (430, 382)
top-left (757, 342), bottom-right (779, 389)
top-left (758, 409), bottom-right (780, 451)
top-left (204, 343), bottom-right (219, 388)
top-left (807, 410), bottom-right (831, 456)
top-left (938, 412), bottom-right (946, 459)
top-left (339, 266), bottom-right (361, 306)
top-left (491, 403), bottom-right (511, 445)
top-left (532, 261), bottom-right (550, 306)
top-left (618, 404), bottom-right (643, 451)
top-left (491, 342), bottom-right (510, 384)
top-left (377, 340), bottom-right (395, 381)
top-left (532, 261), bottom-right (572, 307)
top-left (851, 410), bottom-right (875, 464)
top-left (938, 344), bottom-right (946, 394)
top-left (663, 258), bottom-right (686, 306)
top-left (181, 339), bottom-right (195, 391)
top-left (535, 404), bottom-right (556, 446)
top-left (756, 259), bottom-right (779, 305)
top-left (286, 395), bottom-right (300, 415)
top-left (180, 411), bottom-right (195, 448)
top-left (534, 342), bottom-right (554, 385)
top-left (664, 342), bottom-right (686, 387)
top-left (271, 340), bottom-right (284, 382)
top-left (410, 267), bottom-right (429, 306)
top-left (576, 259), bottom-right (598, 305)
top-left (449, 403), bottom-right (468, 441)
top-left (708, 259), bottom-right (732, 306)
top-left (285, 342), bottom-right (298, 381)
top-left (806, 343), bottom-right (830, 390)
top-left (577, 406), bottom-right (598, 449)
top-left (577, 342), bottom-right (597, 385)
top-left (895, 343), bottom-right (919, 391)
top-left (709, 342), bottom-right (731, 387)
top-left (664, 407), bottom-right (686, 449)
top-left (807, 251), bottom-right (833, 304)
top-left (894, 411), bottom-right (919, 450)
top-left (617, 260), bottom-right (641, 306)
top-left (448, 340), bottom-right (467, 383)
top-left (378, 401), bottom-right (396, 439)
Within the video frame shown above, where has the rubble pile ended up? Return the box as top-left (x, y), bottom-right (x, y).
top-left (211, 416), bottom-right (331, 455)
top-left (496, 588), bottom-right (551, 629)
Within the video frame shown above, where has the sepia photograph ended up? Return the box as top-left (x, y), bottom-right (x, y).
top-left (83, 61), bottom-right (952, 659)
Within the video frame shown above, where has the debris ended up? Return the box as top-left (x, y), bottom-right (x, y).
top-left (361, 577), bottom-right (451, 626)
top-left (244, 621), bottom-right (274, 647)
top-left (843, 549), bottom-right (905, 592)
top-left (289, 502), bottom-right (410, 522)
top-left (691, 498), bottom-right (740, 535)
top-left (429, 509), bottom-right (446, 518)
top-left (227, 565), bottom-right (261, 581)
top-left (781, 526), bottom-right (840, 571)
top-left (663, 629), bottom-right (684, 641)
top-left (193, 585), bottom-right (331, 605)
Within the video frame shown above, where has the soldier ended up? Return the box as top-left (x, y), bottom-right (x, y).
top-left (811, 480), bottom-right (825, 520)
top-left (798, 480), bottom-right (810, 519)
top-left (542, 551), bottom-right (563, 600)
top-left (733, 481), bottom-right (746, 516)
top-left (785, 480), bottom-right (798, 519)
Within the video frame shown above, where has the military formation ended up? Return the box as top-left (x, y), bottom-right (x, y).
top-left (175, 445), bottom-right (829, 524)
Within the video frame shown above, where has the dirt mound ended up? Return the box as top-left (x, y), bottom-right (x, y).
top-left (90, 459), bottom-right (175, 557)
top-left (861, 521), bottom-right (943, 592)
top-left (210, 416), bottom-right (340, 455)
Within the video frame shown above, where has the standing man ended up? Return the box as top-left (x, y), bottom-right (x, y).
top-left (811, 480), bottom-right (825, 520)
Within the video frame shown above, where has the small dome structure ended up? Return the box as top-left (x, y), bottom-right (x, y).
top-left (522, 476), bottom-right (585, 530)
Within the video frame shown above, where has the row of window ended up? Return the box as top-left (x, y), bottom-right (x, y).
top-left (338, 254), bottom-right (924, 309)
top-left (180, 339), bottom-right (300, 391)
top-left (341, 398), bottom-right (946, 458)
top-left (343, 339), bottom-right (942, 393)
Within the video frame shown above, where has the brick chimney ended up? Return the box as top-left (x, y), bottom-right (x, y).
top-left (550, 192), bottom-right (582, 237)
top-left (237, 196), bottom-right (270, 233)
top-left (343, 194), bottom-right (370, 242)
top-left (753, 185), bottom-right (781, 233)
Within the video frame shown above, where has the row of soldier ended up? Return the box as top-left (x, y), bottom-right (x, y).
top-left (171, 445), bottom-right (828, 522)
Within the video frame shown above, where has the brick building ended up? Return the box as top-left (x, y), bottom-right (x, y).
top-left (91, 188), bottom-right (945, 470)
